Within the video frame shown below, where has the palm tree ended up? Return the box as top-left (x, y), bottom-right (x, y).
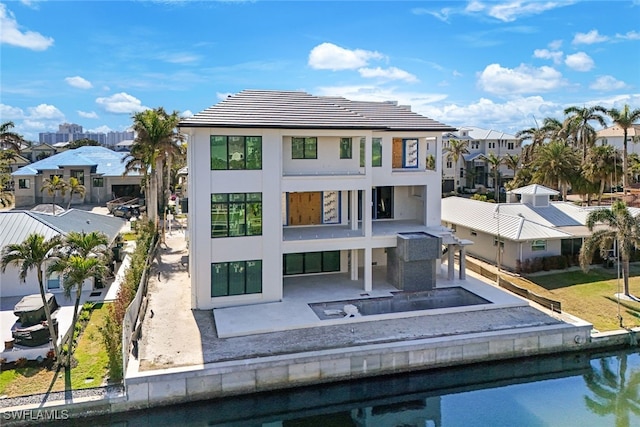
top-left (48, 256), bottom-right (107, 366)
top-left (444, 139), bottom-right (469, 191)
top-left (130, 108), bottom-right (184, 224)
top-left (66, 176), bottom-right (86, 209)
top-left (584, 353), bottom-right (640, 427)
top-left (580, 200), bottom-right (640, 297)
top-left (481, 152), bottom-right (503, 201)
top-left (564, 105), bottom-right (608, 161)
top-left (0, 120), bottom-right (24, 153)
top-left (503, 153), bottom-right (520, 177)
top-left (607, 105), bottom-right (640, 194)
top-left (531, 141), bottom-right (579, 201)
top-left (0, 233), bottom-right (64, 361)
top-left (583, 145), bottom-right (622, 205)
top-left (41, 175), bottom-right (67, 214)
top-left (48, 231), bottom-right (109, 366)
top-left (516, 127), bottom-right (546, 167)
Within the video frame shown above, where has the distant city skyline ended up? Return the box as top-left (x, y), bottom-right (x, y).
top-left (37, 122), bottom-right (133, 146)
top-left (1, 1), bottom-right (639, 141)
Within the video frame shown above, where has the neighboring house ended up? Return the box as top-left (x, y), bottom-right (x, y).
top-left (115, 139), bottom-right (134, 152)
top-left (596, 124), bottom-right (640, 152)
top-left (596, 124), bottom-right (640, 182)
top-left (21, 143), bottom-right (58, 163)
top-left (442, 127), bottom-right (520, 193)
top-left (441, 184), bottom-right (626, 271)
top-left (179, 89), bottom-right (458, 310)
top-left (12, 146), bottom-right (142, 207)
top-left (0, 209), bottom-right (126, 297)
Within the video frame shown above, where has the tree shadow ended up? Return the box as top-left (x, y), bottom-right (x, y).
top-left (39, 363), bottom-right (62, 407)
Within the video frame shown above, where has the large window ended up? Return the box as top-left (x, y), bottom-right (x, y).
top-left (18, 178), bottom-right (30, 189)
top-left (359, 137), bottom-right (382, 167)
top-left (340, 138), bottom-right (352, 159)
top-left (211, 260), bottom-right (262, 297)
top-left (210, 136), bottom-right (262, 170)
top-left (70, 169), bottom-right (85, 185)
top-left (292, 137), bottom-right (317, 159)
top-left (211, 193), bottom-right (262, 238)
top-left (283, 251), bottom-right (340, 275)
top-left (531, 240), bottom-right (546, 251)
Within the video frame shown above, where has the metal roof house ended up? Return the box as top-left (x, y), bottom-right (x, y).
top-left (441, 184), bottom-right (636, 271)
top-left (179, 89), bottom-right (461, 310)
top-left (11, 145), bottom-right (142, 208)
top-left (0, 209), bottom-right (126, 297)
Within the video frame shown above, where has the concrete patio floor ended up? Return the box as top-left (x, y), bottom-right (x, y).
top-left (135, 231), bottom-right (580, 372)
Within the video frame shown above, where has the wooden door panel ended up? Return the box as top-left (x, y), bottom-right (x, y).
top-left (392, 138), bottom-right (403, 169)
top-left (288, 192), bottom-right (322, 225)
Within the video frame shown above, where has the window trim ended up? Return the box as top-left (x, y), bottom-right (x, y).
top-left (210, 135), bottom-right (262, 170)
top-left (211, 192), bottom-right (262, 238)
top-left (291, 137), bottom-right (318, 159)
top-left (18, 178), bottom-right (30, 189)
top-left (531, 239), bottom-right (546, 251)
top-left (339, 137), bottom-right (352, 159)
top-left (211, 260), bottom-right (262, 297)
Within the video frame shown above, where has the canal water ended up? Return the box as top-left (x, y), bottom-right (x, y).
top-left (80, 348), bottom-right (639, 427)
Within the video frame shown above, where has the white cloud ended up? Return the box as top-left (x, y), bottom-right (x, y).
top-left (616, 30), bottom-right (640, 41)
top-left (27, 104), bottom-right (65, 120)
top-left (564, 52), bottom-right (594, 71)
top-left (486, 1), bottom-right (571, 23)
top-left (0, 103), bottom-right (25, 119)
top-left (181, 110), bottom-right (194, 118)
top-left (548, 39), bottom-right (563, 50)
top-left (87, 125), bottom-right (112, 133)
top-left (314, 85), bottom-right (449, 114)
top-left (65, 76), bottom-right (93, 89)
top-left (477, 63), bottom-right (565, 95)
top-left (308, 43), bottom-right (385, 71)
top-left (589, 75), bottom-right (627, 91)
top-left (533, 48), bottom-right (563, 64)
top-left (573, 29), bottom-right (608, 45)
top-left (0, 4), bottom-right (54, 51)
top-left (358, 67), bottom-right (419, 83)
top-left (78, 110), bottom-right (99, 119)
top-left (157, 53), bottom-right (200, 64)
top-left (95, 92), bottom-right (149, 114)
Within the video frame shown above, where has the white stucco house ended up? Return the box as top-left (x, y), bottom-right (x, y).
top-left (441, 184), bottom-right (635, 271)
top-left (442, 127), bottom-right (520, 193)
top-left (0, 209), bottom-right (126, 297)
top-left (179, 89), bottom-right (460, 310)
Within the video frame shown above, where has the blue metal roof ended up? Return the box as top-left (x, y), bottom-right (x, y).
top-left (11, 146), bottom-right (140, 177)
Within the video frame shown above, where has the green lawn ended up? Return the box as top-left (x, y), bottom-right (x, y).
top-left (507, 265), bottom-right (640, 332)
top-left (0, 303), bottom-right (111, 398)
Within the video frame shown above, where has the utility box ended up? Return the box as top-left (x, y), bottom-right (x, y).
top-left (387, 232), bottom-right (441, 291)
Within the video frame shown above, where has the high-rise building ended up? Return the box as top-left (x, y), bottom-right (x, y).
top-left (39, 123), bottom-right (133, 146)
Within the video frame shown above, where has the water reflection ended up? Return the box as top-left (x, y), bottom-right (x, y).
top-left (70, 349), bottom-right (640, 427)
top-left (584, 352), bottom-right (640, 427)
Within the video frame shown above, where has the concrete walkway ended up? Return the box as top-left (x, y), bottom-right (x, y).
top-left (135, 229), bottom-right (579, 372)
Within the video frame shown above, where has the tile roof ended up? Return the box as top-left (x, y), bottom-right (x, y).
top-left (179, 89), bottom-right (456, 132)
top-left (11, 146), bottom-right (140, 177)
top-left (0, 209), bottom-right (126, 249)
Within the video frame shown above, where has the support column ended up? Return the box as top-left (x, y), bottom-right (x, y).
top-left (459, 246), bottom-right (466, 280)
top-left (447, 244), bottom-right (455, 280)
top-left (350, 190), bottom-right (358, 230)
top-left (350, 249), bottom-right (359, 280)
top-left (364, 247), bottom-right (372, 292)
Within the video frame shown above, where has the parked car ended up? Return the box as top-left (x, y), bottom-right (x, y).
top-left (113, 204), bottom-right (141, 219)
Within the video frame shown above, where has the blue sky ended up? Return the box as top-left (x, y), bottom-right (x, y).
top-left (1, 0), bottom-right (639, 141)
